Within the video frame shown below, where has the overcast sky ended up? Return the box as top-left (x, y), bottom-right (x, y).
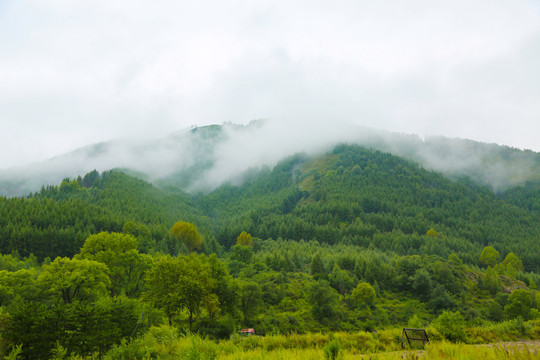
top-left (1, 0), bottom-right (539, 169)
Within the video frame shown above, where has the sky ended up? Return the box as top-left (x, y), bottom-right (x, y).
top-left (1, 0), bottom-right (539, 169)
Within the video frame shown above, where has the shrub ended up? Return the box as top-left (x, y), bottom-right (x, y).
top-left (178, 334), bottom-right (217, 360)
top-left (105, 338), bottom-right (158, 360)
top-left (431, 311), bottom-right (466, 343)
top-left (323, 339), bottom-right (341, 360)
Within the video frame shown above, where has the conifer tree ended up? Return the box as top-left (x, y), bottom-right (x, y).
top-left (237, 231), bottom-right (253, 246)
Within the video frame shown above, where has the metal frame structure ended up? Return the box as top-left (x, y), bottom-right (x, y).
top-left (401, 328), bottom-right (429, 349)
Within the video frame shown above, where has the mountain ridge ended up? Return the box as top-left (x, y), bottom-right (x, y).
top-left (0, 121), bottom-right (538, 197)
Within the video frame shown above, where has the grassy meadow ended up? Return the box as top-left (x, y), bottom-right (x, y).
top-left (93, 319), bottom-right (539, 360)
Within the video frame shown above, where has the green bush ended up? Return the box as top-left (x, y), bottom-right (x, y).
top-left (177, 334), bottom-right (217, 360)
top-left (323, 339), bottom-right (341, 360)
top-left (105, 338), bottom-right (157, 360)
top-left (432, 311), bottom-right (466, 343)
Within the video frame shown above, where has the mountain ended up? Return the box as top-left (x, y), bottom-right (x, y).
top-left (198, 144), bottom-right (540, 272)
top-left (2, 142), bottom-right (539, 273)
top-left (0, 124), bottom-right (227, 197)
top-left (2, 126), bottom-right (539, 356)
top-left (0, 121), bottom-right (538, 197)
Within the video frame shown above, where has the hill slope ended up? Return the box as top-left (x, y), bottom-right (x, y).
top-left (2, 143), bottom-right (537, 272)
top-left (200, 144), bottom-right (540, 272)
top-left (1, 122), bottom-right (538, 196)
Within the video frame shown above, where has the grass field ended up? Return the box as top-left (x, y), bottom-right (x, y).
top-left (99, 321), bottom-right (540, 360)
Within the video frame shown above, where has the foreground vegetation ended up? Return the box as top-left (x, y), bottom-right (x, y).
top-left (0, 233), bottom-right (538, 359)
top-left (0, 144), bottom-right (538, 358)
top-left (4, 322), bottom-right (535, 359)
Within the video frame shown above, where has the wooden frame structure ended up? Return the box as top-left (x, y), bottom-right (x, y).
top-left (401, 328), bottom-right (429, 349)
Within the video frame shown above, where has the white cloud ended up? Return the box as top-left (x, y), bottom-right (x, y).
top-left (1, 0), bottom-right (539, 169)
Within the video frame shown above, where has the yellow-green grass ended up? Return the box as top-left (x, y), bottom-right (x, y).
top-left (102, 322), bottom-right (540, 360)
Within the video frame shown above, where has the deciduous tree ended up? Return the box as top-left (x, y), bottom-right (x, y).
top-left (239, 280), bottom-right (263, 324)
top-left (309, 280), bottom-right (341, 326)
top-left (352, 282), bottom-right (376, 308)
top-left (77, 232), bottom-right (151, 297)
top-left (38, 257), bottom-right (110, 304)
top-left (505, 288), bottom-right (532, 319)
top-left (479, 246), bottom-right (499, 267)
top-left (170, 221), bottom-right (203, 253)
top-left (144, 254), bottom-right (215, 330)
top-left (503, 252), bottom-right (524, 276)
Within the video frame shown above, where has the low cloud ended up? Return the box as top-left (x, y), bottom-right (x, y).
top-left (1, 0), bottom-right (540, 170)
top-left (1, 120), bottom-right (537, 197)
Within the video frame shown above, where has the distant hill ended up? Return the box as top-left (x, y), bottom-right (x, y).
top-left (0, 121), bottom-right (538, 197)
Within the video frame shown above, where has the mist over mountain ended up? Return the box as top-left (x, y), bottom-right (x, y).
top-left (0, 120), bottom-right (538, 197)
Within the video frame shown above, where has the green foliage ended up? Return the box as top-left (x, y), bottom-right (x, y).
top-left (0, 268), bottom-right (36, 306)
top-left (1, 144), bottom-right (540, 356)
top-left (4, 344), bottom-right (23, 360)
top-left (238, 280), bottom-right (263, 324)
top-left (237, 231), bottom-right (253, 246)
top-left (328, 263), bottom-right (356, 295)
top-left (429, 285), bottom-right (454, 311)
top-left (426, 228), bottom-right (440, 237)
top-left (505, 289), bottom-right (532, 319)
top-left (2, 295), bottom-right (152, 359)
top-left (144, 254), bottom-right (216, 330)
top-left (411, 268), bottom-right (433, 301)
top-left (479, 246), bottom-right (499, 267)
top-left (479, 266), bottom-right (502, 295)
top-left (230, 244), bottom-right (253, 264)
top-left (407, 314), bottom-right (424, 328)
top-left (170, 221), bottom-right (203, 253)
top-left (309, 280), bottom-right (341, 327)
top-left (38, 257), bottom-right (110, 304)
top-left (77, 232), bottom-right (151, 297)
top-left (432, 311), bottom-right (466, 342)
top-left (323, 339), bottom-right (342, 360)
top-left (310, 252), bottom-right (326, 279)
top-left (351, 282), bottom-right (376, 308)
top-left (503, 252), bottom-right (524, 276)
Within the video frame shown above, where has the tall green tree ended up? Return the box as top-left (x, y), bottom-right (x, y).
top-left (411, 268), bottom-right (433, 301)
top-left (170, 221), bottom-right (203, 253)
top-left (230, 244), bottom-right (253, 264)
top-left (310, 253), bottom-right (326, 280)
top-left (328, 263), bottom-right (356, 295)
top-left (479, 246), bottom-right (499, 267)
top-left (309, 280), bottom-right (341, 326)
top-left (38, 257), bottom-right (110, 304)
top-left (351, 282), bottom-right (376, 308)
top-left (0, 269), bottom-right (35, 306)
top-left (77, 232), bottom-right (151, 297)
top-left (144, 255), bottom-right (215, 330)
top-left (503, 252), bottom-right (524, 276)
top-left (236, 231), bottom-right (253, 246)
top-left (238, 280), bottom-right (263, 324)
top-left (480, 266), bottom-right (501, 295)
top-left (505, 289), bottom-right (532, 319)
top-left (206, 254), bottom-right (238, 319)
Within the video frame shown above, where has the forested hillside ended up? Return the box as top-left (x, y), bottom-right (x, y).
top-left (0, 143), bottom-right (539, 358)
top-left (201, 145), bottom-right (540, 272)
top-left (2, 122), bottom-right (539, 197)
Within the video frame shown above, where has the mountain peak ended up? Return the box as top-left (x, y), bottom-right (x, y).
top-left (0, 121), bottom-right (538, 197)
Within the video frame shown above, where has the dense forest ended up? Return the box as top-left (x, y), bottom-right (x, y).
top-left (0, 143), bottom-right (539, 359)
